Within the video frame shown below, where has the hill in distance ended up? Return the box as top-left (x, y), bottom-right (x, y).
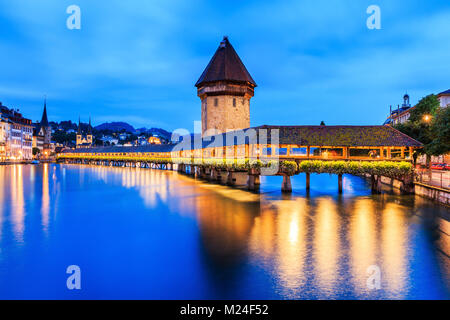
top-left (94, 122), bottom-right (135, 133)
top-left (94, 122), bottom-right (172, 140)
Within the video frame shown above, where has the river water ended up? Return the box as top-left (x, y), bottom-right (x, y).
top-left (0, 164), bottom-right (449, 299)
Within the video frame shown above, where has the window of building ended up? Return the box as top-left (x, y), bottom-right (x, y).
top-left (275, 148), bottom-right (287, 156)
top-left (349, 148), bottom-right (380, 158)
top-left (262, 147), bottom-right (272, 156)
top-left (290, 147), bottom-right (308, 156)
top-left (233, 98), bottom-right (236, 107)
top-left (214, 98), bottom-right (218, 107)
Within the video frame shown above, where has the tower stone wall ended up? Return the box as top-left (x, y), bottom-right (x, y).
top-left (199, 83), bottom-right (253, 135)
top-left (196, 37), bottom-right (256, 137)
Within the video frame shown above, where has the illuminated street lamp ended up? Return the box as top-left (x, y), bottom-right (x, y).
top-left (423, 114), bottom-right (432, 123)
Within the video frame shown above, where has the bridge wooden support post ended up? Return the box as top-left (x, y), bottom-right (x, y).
top-left (226, 171), bottom-right (235, 186)
top-left (197, 167), bottom-right (205, 179)
top-left (306, 173), bottom-right (310, 191)
top-left (194, 166), bottom-right (200, 179)
top-left (400, 174), bottom-right (415, 194)
top-left (338, 174), bottom-right (343, 194)
top-left (247, 174), bottom-right (260, 191)
top-left (216, 170), bottom-right (223, 182)
top-left (281, 175), bottom-right (292, 193)
top-left (204, 167), bottom-right (211, 180)
top-left (371, 175), bottom-right (382, 194)
top-left (211, 168), bottom-right (222, 182)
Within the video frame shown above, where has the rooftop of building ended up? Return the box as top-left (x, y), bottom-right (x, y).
top-left (195, 36), bottom-right (256, 88)
top-left (64, 124), bottom-right (423, 154)
top-left (200, 125), bottom-right (423, 148)
top-left (438, 89), bottom-right (450, 96)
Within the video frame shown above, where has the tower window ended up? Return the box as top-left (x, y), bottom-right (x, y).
top-left (214, 98), bottom-right (218, 107)
top-left (233, 98), bottom-right (236, 107)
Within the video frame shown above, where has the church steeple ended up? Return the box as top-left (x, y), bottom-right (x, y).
top-left (88, 117), bottom-right (92, 135)
top-left (77, 116), bottom-right (82, 135)
top-left (40, 97), bottom-right (49, 128)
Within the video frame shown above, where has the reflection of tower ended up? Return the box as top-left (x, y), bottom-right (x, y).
top-left (196, 36), bottom-right (257, 137)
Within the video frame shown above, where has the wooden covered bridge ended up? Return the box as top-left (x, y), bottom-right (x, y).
top-left (57, 125), bottom-right (422, 193)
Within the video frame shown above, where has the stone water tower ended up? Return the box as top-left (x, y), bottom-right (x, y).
top-left (196, 36), bottom-right (257, 137)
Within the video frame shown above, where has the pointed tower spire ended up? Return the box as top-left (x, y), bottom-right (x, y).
top-left (88, 116), bottom-right (92, 134)
top-left (195, 36), bottom-right (256, 87)
top-left (77, 116), bottom-right (82, 135)
top-left (40, 96), bottom-right (49, 127)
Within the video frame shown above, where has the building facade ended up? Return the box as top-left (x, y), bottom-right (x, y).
top-left (76, 117), bottom-right (93, 148)
top-left (196, 36), bottom-right (256, 137)
top-left (0, 102), bottom-right (33, 160)
top-left (384, 93), bottom-right (413, 125)
top-left (385, 90), bottom-right (449, 126)
top-left (0, 114), bottom-right (11, 161)
top-left (437, 89), bottom-right (450, 108)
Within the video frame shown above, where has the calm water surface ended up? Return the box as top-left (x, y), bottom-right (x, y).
top-left (0, 164), bottom-right (449, 299)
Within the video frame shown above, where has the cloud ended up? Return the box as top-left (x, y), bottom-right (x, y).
top-left (0, 0), bottom-right (448, 129)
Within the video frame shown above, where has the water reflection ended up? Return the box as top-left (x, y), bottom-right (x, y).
top-left (0, 164), bottom-right (448, 299)
top-left (349, 199), bottom-right (378, 296)
top-left (41, 164), bottom-right (50, 232)
top-left (11, 165), bottom-right (25, 242)
top-left (313, 198), bottom-right (340, 297)
top-left (381, 202), bottom-right (408, 298)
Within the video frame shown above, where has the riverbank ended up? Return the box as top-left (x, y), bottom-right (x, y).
top-left (0, 159), bottom-right (55, 165)
top-left (415, 182), bottom-right (450, 206)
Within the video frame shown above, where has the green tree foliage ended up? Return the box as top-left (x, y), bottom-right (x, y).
top-left (427, 106), bottom-right (450, 156)
top-left (52, 130), bottom-right (77, 145)
top-left (408, 94), bottom-right (439, 122)
top-left (394, 94), bottom-right (441, 156)
top-left (32, 147), bottom-right (40, 156)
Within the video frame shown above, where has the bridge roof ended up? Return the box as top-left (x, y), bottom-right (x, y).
top-left (200, 125), bottom-right (423, 149)
top-left (62, 144), bottom-right (175, 154)
top-left (62, 125), bottom-right (422, 155)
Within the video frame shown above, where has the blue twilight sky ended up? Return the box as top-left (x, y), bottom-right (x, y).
top-left (0, 0), bottom-right (449, 131)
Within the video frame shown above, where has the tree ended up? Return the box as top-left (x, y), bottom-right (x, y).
top-left (32, 147), bottom-right (41, 156)
top-left (408, 94), bottom-right (439, 122)
top-left (427, 106), bottom-right (450, 156)
top-left (320, 121), bottom-right (326, 126)
top-left (394, 94), bottom-right (440, 148)
top-left (394, 94), bottom-right (440, 173)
